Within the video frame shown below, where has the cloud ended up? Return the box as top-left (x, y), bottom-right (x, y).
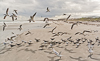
top-left (0, 0), bottom-right (100, 21)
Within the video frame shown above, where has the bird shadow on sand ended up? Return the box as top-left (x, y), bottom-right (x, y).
top-left (44, 51), bottom-right (54, 54)
top-left (47, 56), bottom-right (62, 61)
top-left (64, 48), bottom-right (76, 53)
top-left (88, 54), bottom-right (100, 60)
top-left (24, 48), bottom-right (37, 53)
top-left (0, 48), bottom-right (11, 54)
top-left (56, 46), bottom-right (64, 48)
top-left (70, 56), bottom-right (87, 61)
top-left (17, 49), bottom-right (25, 52)
top-left (16, 45), bottom-right (23, 48)
top-left (17, 48), bottom-right (37, 53)
top-left (0, 46), bottom-right (6, 52)
top-left (38, 48), bottom-right (46, 51)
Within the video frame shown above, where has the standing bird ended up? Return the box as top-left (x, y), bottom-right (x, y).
top-left (71, 22), bottom-right (78, 29)
top-left (18, 25), bottom-right (22, 31)
top-left (3, 22), bottom-right (7, 31)
top-left (46, 7), bottom-right (50, 12)
top-left (14, 10), bottom-right (18, 14)
top-left (4, 8), bottom-right (9, 19)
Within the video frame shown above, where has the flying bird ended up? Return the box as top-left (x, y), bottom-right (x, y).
top-left (65, 14), bottom-right (71, 22)
top-left (63, 14), bottom-right (66, 15)
top-left (43, 18), bottom-right (48, 21)
top-left (71, 22), bottom-right (78, 29)
top-left (30, 12), bottom-right (37, 22)
top-left (14, 10), bottom-right (18, 14)
top-left (3, 22), bottom-right (7, 31)
top-left (18, 25), bottom-right (22, 31)
top-left (12, 13), bottom-right (17, 20)
top-left (46, 7), bottom-right (50, 12)
top-left (15, 17), bottom-right (17, 20)
top-left (75, 32), bottom-right (81, 35)
top-left (10, 14), bottom-right (14, 21)
top-left (43, 18), bottom-right (49, 23)
top-left (43, 23), bottom-right (50, 28)
top-left (28, 19), bottom-right (31, 23)
top-left (83, 30), bottom-right (92, 33)
top-left (49, 26), bottom-right (57, 33)
top-left (4, 15), bottom-right (7, 19)
top-left (4, 8), bottom-right (9, 19)
top-left (12, 13), bottom-right (17, 17)
top-left (33, 12), bottom-right (37, 17)
top-left (6, 8), bottom-right (9, 15)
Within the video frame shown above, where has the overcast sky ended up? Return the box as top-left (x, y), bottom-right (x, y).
top-left (0, 0), bottom-right (100, 20)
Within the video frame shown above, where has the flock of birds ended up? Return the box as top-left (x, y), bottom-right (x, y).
top-left (2, 7), bottom-right (71, 31)
top-left (1, 29), bottom-right (100, 60)
top-left (4, 8), bottom-right (18, 21)
top-left (1, 7), bottom-right (100, 61)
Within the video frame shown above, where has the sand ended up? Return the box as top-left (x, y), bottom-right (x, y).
top-left (0, 21), bottom-right (100, 61)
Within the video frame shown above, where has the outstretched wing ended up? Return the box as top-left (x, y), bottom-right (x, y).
top-left (43, 24), bottom-right (48, 28)
top-left (47, 7), bottom-right (50, 12)
top-left (43, 18), bottom-right (46, 21)
top-left (4, 23), bottom-right (6, 26)
top-left (12, 16), bottom-right (14, 21)
top-left (12, 13), bottom-right (17, 17)
top-left (14, 10), bottom-right (18, 14)
top-left (6, 8), bottom-right (9, 14)
top-left (3, 26), bottom-right (5, 31)
top-left (33, 12), bottom-right (37, 17)
top-left (66, 14), bottom-right (71, 21)
top-left (71, 23), bottom-right (74, 29)
top-left (4, 15), bottom-right (6, 19)
top-left (75, 32), bottom-right (80, 35)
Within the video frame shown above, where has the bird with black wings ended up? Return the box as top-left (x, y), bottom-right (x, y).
top-left (4, 8), bottom-right (9, 19)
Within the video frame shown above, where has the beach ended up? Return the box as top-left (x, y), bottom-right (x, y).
top-left (0, 21), bottom-right (100, 61)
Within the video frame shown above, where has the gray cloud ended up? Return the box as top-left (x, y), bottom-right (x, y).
top-left (0, 0), bottom-right (100, 20)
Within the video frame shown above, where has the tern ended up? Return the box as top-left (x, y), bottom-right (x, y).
top-left (46, 7), bottom-right (50, 12)
top-left (14, 10), bottom-right (18, 14)
top-left (3, 22), bottom-right (7, 31)
top-left (4, 8), bottom-right (9, 19)
top-left (65, 14), bottom-right (71, 22)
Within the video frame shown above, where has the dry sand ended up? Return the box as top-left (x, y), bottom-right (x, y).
top-left (0, 21), bottom-right (100, 61)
